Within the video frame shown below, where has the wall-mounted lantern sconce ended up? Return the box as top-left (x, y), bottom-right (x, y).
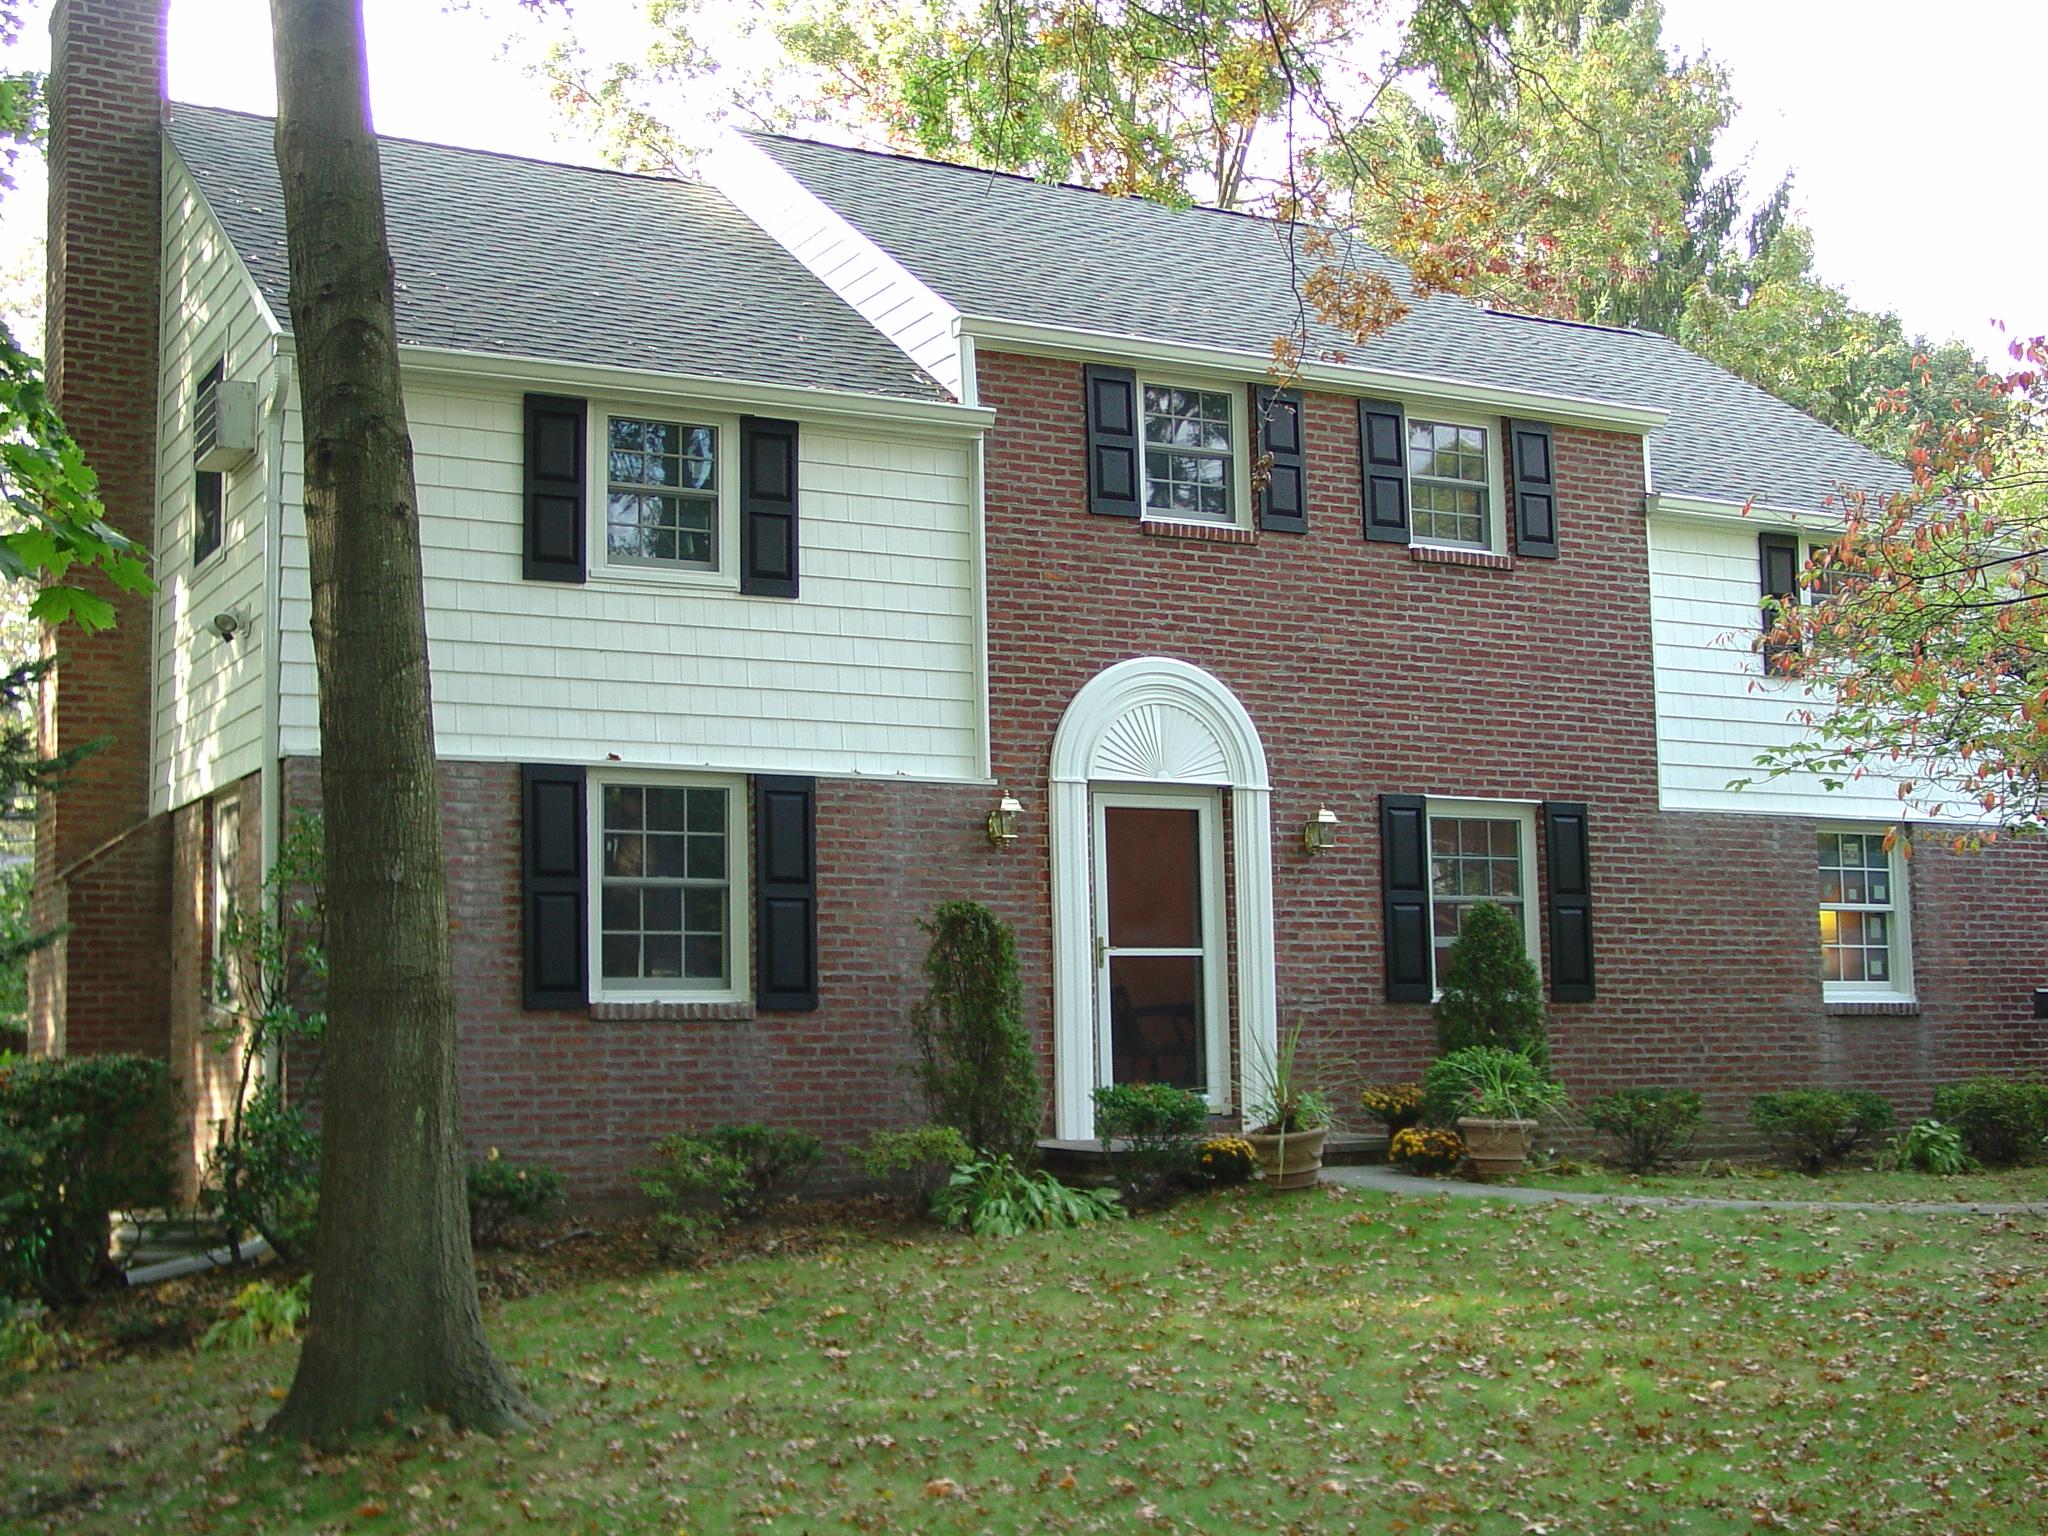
top-left (1303, 805), bottom-right (1340, 856)
top-left (986, 792), bottom-right (1023, 847)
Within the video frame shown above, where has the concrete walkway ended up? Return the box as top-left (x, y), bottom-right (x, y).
top-left (1323, 1162), bottom-right (2048, 1217)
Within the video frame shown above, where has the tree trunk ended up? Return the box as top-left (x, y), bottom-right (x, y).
top-left (265, 0), bottom-right (531, 1438)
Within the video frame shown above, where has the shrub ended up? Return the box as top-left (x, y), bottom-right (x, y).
top-left (204, 1082), bottom-right (319, 1261)
top-left (0, 1054), bottom-right (175, 1304)
top-left (1390, 1125), bottom-right (1466, 1174)
top-left (1929, 1076), bottom-right (2048, 1166)
top-left (929, 1153), bottom-right (1123, 1237)
top-left (1584, 1088), bottom-right (1704, 1173)
top-left (1751, 1089), bottom-right (1895, 1172)
top-left (0, 1299), bottom-right (77, 1373)
top-left (466, 1152), bottom-right (566, 1246)
top-left (1092, 1082), bottom-right (1209, 1187)
top-left (1432, 900), bottom-right (1548, 1068)
top-left (1359, 1083), bottom-right (1423, 1134)
top-left (636, 1135), bottom-right (745, 1260)
top-left (1190, 1135), bottom-right (1259, 1185)
top-left (693, 1124), bottom-right (823, 1218)
top-left (200, 1275), bottom-right (312, 1351)
top-left (1422, 1046), bottom-right (1564, 1127)
top-left (909, 902), bottom-right (1042, 1160)
top-left (1890, 1119), bottom-right (1973, 1176)
top-left (853, 1125), bottom-right (973, 1203)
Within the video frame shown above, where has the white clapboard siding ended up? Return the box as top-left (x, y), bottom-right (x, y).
top-left (704, 134), bottom-right (962, 399)
top-left (1648, 513), bottom-right (1914, 818)
top-left (149, 153), bottom-right (280, 816)
top-left (276, 381), bottom-right (983, 780)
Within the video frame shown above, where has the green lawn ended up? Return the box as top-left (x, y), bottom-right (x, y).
top-left (1513, 1162), bottom-right (2048, 1205)
top-left (6, 1185), bottom-right (2047, 1534)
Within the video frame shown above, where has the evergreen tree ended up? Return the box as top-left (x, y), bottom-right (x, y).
top-left (1433, 901), bottom-right (1548, 1067)
top-left (910, 901), bottom-right (1042, 1160)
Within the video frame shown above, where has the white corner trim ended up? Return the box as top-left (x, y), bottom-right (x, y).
top-left (960, 315), bottom-right (1669, 433)
top-left (1048, 657), bottom-right (1277, 1139)
top-left (704, 129), bottom-right (966, 400)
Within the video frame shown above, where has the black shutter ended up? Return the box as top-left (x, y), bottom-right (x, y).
top-left (1084, 364), bottom-right (1142, 518)
top-left (1380, 793), bottom-right (1431, 1002)
top-left (523, 394), bottom-right (586, 583)
top-left (740, 416), bottom-right (800, 598)
top-left (1359, 399), bottom-right (1410, 543)
top-left (754, 776), bottom-right (818, 1011)
top-left (1759, 532), bottom-right (1799, 673)
top-left (522, 763), bottom-right (587, 1010)
top-left (1252, 385), bottom-right (1307, 533)
top-left (1508, 419), bottom-right (1559, 559)
top-left (1542, 802), bottom-right (1595, 1002)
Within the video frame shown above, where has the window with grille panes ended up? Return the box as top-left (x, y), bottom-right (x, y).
top-left (1817, 829), bottom-right (1909, 997)
top-left (606, 416), bottom-right (717, 570)
top-left (1141, 383), bottom-right (1235, 523)
top-left (1426, 807), bottom-right (1537, 988)
top-left (597, 782), bottom-right (737, 991)
top-left (1409, 420), bottom-right (1490, 547)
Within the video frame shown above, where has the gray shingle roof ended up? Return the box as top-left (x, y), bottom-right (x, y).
top-left (166, 104), bottom-right (949, 403)
top-left (748, 132), bottom-right (1905, 510)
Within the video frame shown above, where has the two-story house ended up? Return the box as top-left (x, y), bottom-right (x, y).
top-left (38, 0), bottom-right (2047, 1196)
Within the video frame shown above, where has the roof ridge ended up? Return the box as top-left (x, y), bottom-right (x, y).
top-left (166, 98), bottom-right (695, 191)
top-left (1481, 307), bottom-right (1653, 338)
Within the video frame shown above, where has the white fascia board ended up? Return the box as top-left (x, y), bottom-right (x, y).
top-left (959, 314), bottom-right (1669, 433)
top-left (1646, 492), bottom-right (1857, 534)
top-left (702, 130), bottom-right (967, 399)
top-left (272, 337), bottom-right (994, 437)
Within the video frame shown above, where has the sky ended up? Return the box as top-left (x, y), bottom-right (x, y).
top-left (1, 0), bottom-right (2040, 364)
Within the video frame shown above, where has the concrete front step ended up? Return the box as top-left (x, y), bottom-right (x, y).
top-left (1039, 1129), bottom-right (1387, 1179)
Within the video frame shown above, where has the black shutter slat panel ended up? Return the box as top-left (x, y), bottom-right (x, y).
top-left (1252, 384), bottom-right (1307, 533)
top-left (523, 394), bottom-right (587, 583)
top-left (522, 763), bottom-right (587, 1009)
top-left (754, 775), bottom-right (818, 1011)
top-left (1359, 398), bottom-right (1410, 543)
top-left (1085, 364), bottom-right (1142, 518)
top-left (740, 416), bottom-right (800, 598)
top-left (1542, 802), bottom-right (1596, 1002)
top-left (1508, 418), bottom-right (1559, 559)
top-left (1380, 793), bottom-right (1431, 1002)
top-left (1759, 531), bottom-right (1799, 673)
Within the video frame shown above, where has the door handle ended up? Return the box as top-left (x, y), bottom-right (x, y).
top-left (1095, 935), bottom-right (1109, 969)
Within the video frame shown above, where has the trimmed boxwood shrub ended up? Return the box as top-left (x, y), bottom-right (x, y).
top-left (1928, 1076), bottom-right (2048, 1166)
top-left (466, 1153), bottom-right (566, 1246)
top-left (0, 1054), bottom-right (175, 1304)
top-left (1751, 1089), bottom-right (1894, 1173)
top-left (1092, 1082), bottom-right (1209, 1187)
top-left (1584, 1088), bottom-right (1704, 1173)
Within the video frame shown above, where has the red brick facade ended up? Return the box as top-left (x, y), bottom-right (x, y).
top-left (33, 0), bottom-right (171, 1060)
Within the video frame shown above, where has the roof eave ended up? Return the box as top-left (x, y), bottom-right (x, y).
top-left (1645, 491), bottom-right (1878, 532)
top-left (959, 314), bottom-right (1669, 433)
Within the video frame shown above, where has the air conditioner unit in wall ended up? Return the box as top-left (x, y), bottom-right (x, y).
top-left (193, 374), bottom-right (259, 472)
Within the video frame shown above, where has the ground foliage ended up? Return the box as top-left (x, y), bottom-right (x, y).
top-left (5, 1187), bottom-right (2047, 1531)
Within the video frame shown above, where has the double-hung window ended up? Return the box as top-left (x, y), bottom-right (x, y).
top-left (1425, 799), bottom-right (1540, 989)
top-left (193, 358), bottom-right (226, 567)
top-left (594, 777), bottom-right (746, 998)
top-left (1409, 420), bottom-right (1491, 548)
top-left (1141, 383), bottom-right (1237, 524)
top-left (1817, 828), bottom-right (1911, 998)
top-left (605, 415), bottom-right (719, 571)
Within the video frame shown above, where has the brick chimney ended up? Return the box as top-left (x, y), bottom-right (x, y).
top-left (32, 0), bottom-right (171, 1057)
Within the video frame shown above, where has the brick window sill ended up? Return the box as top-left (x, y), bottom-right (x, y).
top-left (589, 1000), bottom-right (758, 1023)
top-left (1140, 519), bottom-right (1257, 545)
top-left (1824, 999), bottom-right (1920, 1018)
top-left (1411, 543), bottom-right (1514, 571)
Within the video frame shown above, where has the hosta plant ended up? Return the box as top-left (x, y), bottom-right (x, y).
top-left (929, 1154), bottom-right (1123, 1237)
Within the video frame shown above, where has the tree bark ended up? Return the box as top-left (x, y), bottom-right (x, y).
top-left (265, 0), bottom-right (532, 1438)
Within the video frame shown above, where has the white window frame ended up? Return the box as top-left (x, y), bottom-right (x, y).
top-left (210, 794), bottom-right (240, 1010)
top-left (1405, 409), bottom-right (1505, 556)
top-left (586, 402), bottom-right (741, 590)
top-left (587, 769), bottom-right (752, 1005)
top-left (1137, 373), bottom-right (1251, 530)
top-left (1817, 823), bottom-right (1915, 1003)
top-left (1424, 797), bottom-right (1542, 994)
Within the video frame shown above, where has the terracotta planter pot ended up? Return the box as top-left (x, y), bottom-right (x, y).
top-left (1456, 1117), bottom-right (1538, 1181)
top-left (1247, 1127), bottom-right (1327, 1190)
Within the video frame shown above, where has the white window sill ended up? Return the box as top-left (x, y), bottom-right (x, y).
top-left (1822, 992), bottom-right (1919, 1016)
top-left (587, 561), bottom-right (738, 593)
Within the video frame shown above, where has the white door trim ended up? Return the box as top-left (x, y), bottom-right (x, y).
top-left (1091, 789), bottom-right (1229, 1109)
top-left (1049, 657), bottom-right (1276, 1140)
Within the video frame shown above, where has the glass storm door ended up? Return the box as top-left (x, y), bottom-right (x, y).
top-left (1092, 794), bottom-right (1222, 1099)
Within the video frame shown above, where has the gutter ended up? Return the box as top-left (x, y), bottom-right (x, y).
top-left (1645, 492), bottom-right (1861, 532)
top-left (959, 315), bottom-right (1670, 433)
top-left (267, 337), bottom-right (997, 436)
